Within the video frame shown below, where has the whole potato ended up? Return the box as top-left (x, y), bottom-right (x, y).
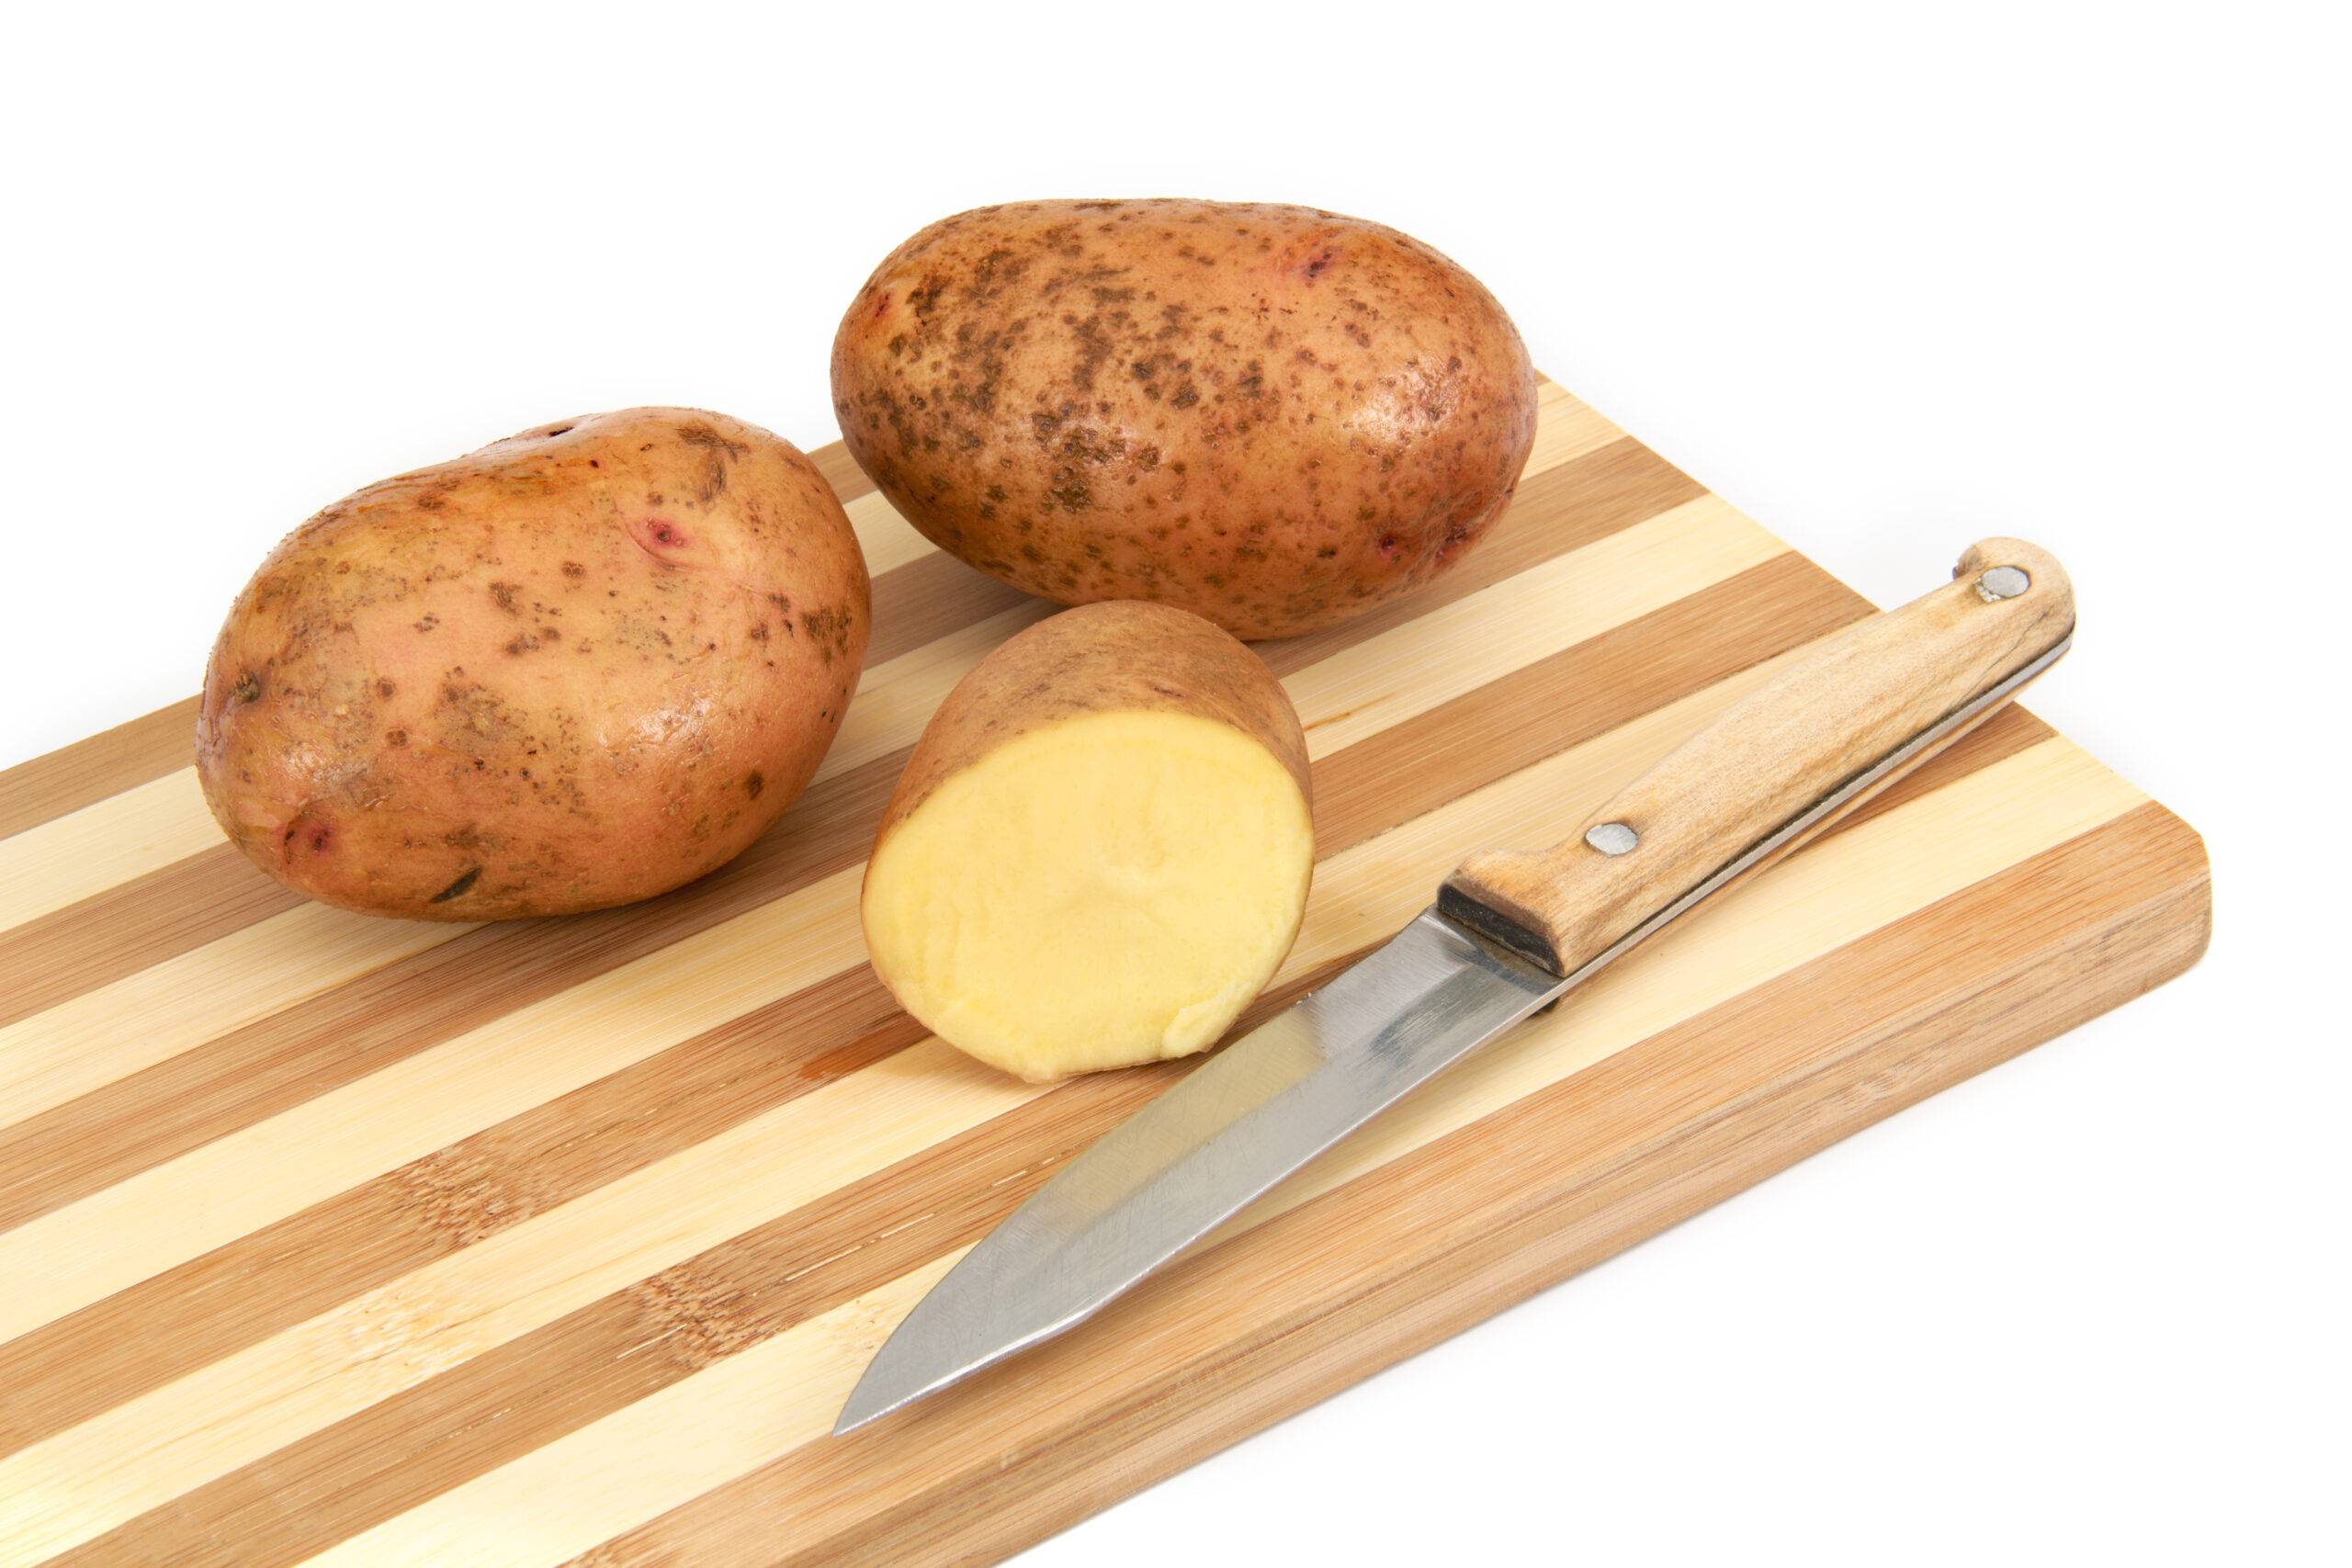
top-left (196, 408), bottom-right (870, 919)
top-left (831, 199), bottom-right (1537, 639)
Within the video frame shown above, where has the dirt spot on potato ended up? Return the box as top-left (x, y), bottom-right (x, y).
top-left (436, 682), bottom-right (516, 751)
top-left (744, 771), bottom-right (765, 799)
top-left (430, 866), bottom-right (481, 904)
top-left (799, 604), bottom-right (856, 665)
top-left (561, 560), bottom-right (586, 579)
top-left (676, 423), bottom-right (749, 458)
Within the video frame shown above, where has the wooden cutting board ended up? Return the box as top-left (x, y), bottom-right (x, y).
top-left (0, 378), bottom-right (2209, 1566)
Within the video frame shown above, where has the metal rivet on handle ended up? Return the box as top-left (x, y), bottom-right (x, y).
top-left (1975, 565), bottom-right (2031, 602)
top-left (1586, 821), bottom-right (1639, 856)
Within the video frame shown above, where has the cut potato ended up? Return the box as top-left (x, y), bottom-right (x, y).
top-left (862, 603), bottom-right (1314, 1080)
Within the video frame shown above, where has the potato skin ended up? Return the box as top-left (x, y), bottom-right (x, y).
top-left (196, 408), bottom-right (869, 920)
top-left (872, 601), bottom-right (1309, 848)
top-left (832, 199), bottom-right (1538, 640)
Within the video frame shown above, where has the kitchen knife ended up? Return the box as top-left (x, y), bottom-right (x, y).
top-left (834, 537), bottom-right (2075, 1435)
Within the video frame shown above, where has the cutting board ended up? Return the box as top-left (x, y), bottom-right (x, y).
top-left (0, 378), bottom-right (2209, 1566)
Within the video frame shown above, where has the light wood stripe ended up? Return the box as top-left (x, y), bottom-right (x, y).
top-left (0, 848), bottom-right (300, 1033)
top-left (1290, 495), bottom-right (1781, 761)
top-left (0, 770), bottom-right (222, 936)
top-left (1521, 378), bottom-right (1623, 474)
top-left (842, 490), bottom-right (943, 580)
top-left (292, 739), bottom-right (2145, 1568)
top-left (0, 699), bottom-right (200, 842)
top-left (0, 556), bottom-right (1871, 1453)
top-left (0, 904), bottom-right (472, 1134)
top-left (0, 496), bottom-right (1758, 1344)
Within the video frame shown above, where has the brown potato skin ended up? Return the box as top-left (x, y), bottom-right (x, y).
top-left (873, 601), bottom-right (1309, 852)
top-left (196, 408), bottom-right (870, 920)
top-left (832, 199), bottom-right (1538, 640)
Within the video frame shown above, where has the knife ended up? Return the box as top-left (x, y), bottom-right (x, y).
top-left (834, 536), bottom-right (2075, 1435)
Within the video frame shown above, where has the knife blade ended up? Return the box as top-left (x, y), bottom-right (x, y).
top-left (835, 536), bottom-right (2075, 1435)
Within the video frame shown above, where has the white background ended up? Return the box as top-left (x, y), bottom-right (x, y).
top-left (4, 4), bottom-right (2345, 1562)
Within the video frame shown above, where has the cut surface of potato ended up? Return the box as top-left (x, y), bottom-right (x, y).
top-left (864, 709), bottom-right (1314, 1081)
top-left (861, 601), bottom-right (1314, 1081)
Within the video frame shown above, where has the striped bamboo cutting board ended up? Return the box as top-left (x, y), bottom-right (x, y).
top-left (0, 378), bottom-right (2209, 1566)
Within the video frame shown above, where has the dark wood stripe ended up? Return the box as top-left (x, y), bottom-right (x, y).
top-left (0, 847), bottom-right (299, 1031)
top-left (573, 803), bottom-right (2210, 1568)
top-left (1252, 435), bottom-right (1701, 681)
top-left (0, 699), bottom-right (200, 842)
top-left (865, 548), bottom-right (1034, 664)
top-left (0, 551), bottom-right (1871, 1453)
top-left (807, 440), bottom-right (875, 508)
top-left (73, 781), bottom-right (2193, 1568)
top-left (0, 436), bottom-right (1694, 1234)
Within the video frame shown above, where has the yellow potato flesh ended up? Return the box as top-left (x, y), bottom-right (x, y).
top-left (862, 710), bottom-right (1315, 1081)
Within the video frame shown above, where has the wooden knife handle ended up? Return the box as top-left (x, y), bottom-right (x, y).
top-left (1438, 537), bottom-right (2075, 976)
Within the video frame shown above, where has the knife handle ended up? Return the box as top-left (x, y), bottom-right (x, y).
top-left (1438, 537), bottom-right (2075, 977)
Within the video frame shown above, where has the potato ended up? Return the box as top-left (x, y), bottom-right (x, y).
top-left (196, 408), bottom-right (869, 920)
top-left (861, 602), bottom-right (1314, 1080)
top-left (831, 198), bottom-right (1538, 640)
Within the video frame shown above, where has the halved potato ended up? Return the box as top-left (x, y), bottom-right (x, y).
top-left (862, 603), bottom-right (1314, 1080)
